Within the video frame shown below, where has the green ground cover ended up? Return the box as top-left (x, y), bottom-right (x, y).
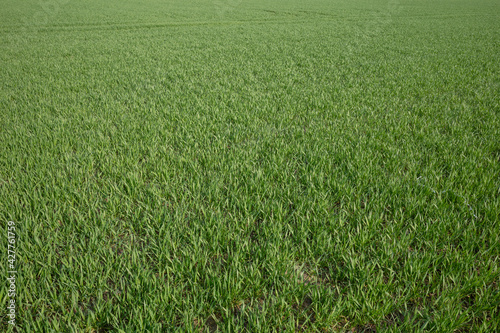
top-left (0, 0), bottom-right (499, 331)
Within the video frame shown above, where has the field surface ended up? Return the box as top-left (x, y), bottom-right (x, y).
top-left (1, 0), bottom-right (499, 331)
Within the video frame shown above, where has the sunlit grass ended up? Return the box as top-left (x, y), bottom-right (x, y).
top-left (0, 0), bottom-right (499, 331)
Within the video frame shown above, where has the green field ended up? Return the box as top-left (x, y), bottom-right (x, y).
top-left (1, 0), bottom-right (499, 331)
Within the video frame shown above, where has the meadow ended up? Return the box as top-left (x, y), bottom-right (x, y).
top-left (0, 0), bottom-right (499, 331)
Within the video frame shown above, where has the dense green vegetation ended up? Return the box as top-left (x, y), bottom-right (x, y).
top-left (1, 0), bottom-right (499, 331)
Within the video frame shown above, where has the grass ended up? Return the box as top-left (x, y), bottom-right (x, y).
top-left (0, 0), bottom-right (499, 331)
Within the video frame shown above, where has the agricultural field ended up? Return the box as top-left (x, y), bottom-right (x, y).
top-left (1, 0), bottom-right (499, 331)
